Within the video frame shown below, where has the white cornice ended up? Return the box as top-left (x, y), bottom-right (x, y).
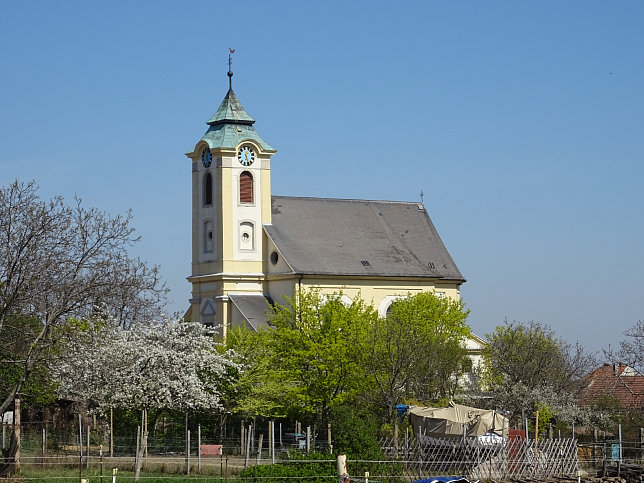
top-left (187, 272), bottom-right (266, 282)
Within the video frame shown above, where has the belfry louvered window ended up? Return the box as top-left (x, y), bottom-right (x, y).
top-left (240, 171), bottom-right (253, 203)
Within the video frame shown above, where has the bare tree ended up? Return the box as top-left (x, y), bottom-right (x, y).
top-left (0, 180), bottom-right (167, 415)
top-left (613, 320), bottom-right (644, 373)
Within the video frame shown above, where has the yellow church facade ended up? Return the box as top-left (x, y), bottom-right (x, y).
top-left (185, 70), bottom-right (467, 338)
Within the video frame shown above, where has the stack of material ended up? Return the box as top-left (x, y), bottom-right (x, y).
top-left (600, 463), bottom-right (644, 483)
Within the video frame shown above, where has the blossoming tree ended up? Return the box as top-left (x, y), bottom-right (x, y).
top-left (54, 319), bottom-right (238, 479)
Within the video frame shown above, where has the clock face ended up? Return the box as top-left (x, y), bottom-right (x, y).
top-left (202, 148), bottom-right (212, 168)
top-left (238, 145), bottom-right (255, 166)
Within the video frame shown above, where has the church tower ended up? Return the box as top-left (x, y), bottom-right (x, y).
top-left (185, 62), bottom-right (276, 332)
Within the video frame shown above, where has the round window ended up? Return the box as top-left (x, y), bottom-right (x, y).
top-left (270, 251), bottom-right (279, 265)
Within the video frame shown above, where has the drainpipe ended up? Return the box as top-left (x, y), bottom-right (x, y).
top-left (297, 275), bottom-right (303, 323)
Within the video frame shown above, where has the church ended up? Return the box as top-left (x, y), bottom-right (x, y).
top-left (184, 65), bottom-right (475, 346)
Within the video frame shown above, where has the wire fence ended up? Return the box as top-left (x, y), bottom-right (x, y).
top-left (4, 421), bottom-right (321, 458)
top-left (5, 423), bottom-right (644, 482)
top-left (378, 434), bottom-right (579, 480)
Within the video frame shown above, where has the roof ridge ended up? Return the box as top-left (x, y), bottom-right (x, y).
top-left (272, 195), bottom-right (426, 206)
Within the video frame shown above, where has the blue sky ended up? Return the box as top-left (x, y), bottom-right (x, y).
top-left (2, 1), bottom-right (643, 354)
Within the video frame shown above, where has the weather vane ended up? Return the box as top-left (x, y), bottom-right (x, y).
top-left (228, 48), bottom-right (235, 89)
top-left (420, 189), bottom-right (424, 204)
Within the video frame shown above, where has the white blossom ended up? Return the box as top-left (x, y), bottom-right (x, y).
top-left (53, 319), bottom-right (239, 413)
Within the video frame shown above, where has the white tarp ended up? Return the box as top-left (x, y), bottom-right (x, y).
top-left (408, 401), bottom-right (508, 439)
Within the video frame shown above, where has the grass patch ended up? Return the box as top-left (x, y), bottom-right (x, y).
top-left (16, 466), bottom-right (230, 482)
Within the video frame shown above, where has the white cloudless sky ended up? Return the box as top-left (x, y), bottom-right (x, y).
top-left (2, 1), bottom-right (643, 354)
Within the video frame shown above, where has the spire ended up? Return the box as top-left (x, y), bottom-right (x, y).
top-left (199, 51), bottom-right (275, 153)
top-left (206, 49), bottom-right (255, 126)
top-left (227, 48), bottom-right (235, 90)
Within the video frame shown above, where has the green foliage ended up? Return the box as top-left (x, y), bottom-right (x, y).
top-left (484, 321), bottom-right (566, 390)
top-left (220, 325), bottom-right (285, 419)
top-left (329, 404), bottom-right (383, 459)
top-left (226, 289), bottom-right (475, 432)
top-left (533, 402), bottom-right (556, 436)
top-left (240, 452), bottom-right (336, 483)
top-left (0, 314), bottom-right (57, 409)
top-left (359, 292), bottom-right (472, 420)
top-left (240, 452), bottom-right (405, 483)
top-left (388, 292), bottom-right (471, 340)
top-left (388, 292), bottom-right (471, 402)
top-left (268, 289), bottom-right (377, 426)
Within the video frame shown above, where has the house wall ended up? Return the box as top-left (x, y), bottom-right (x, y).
top-left (297, 276), bottom-right (461, 315)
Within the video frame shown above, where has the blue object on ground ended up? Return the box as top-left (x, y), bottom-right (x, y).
top-left (411, 477), bottom-right (476, 483)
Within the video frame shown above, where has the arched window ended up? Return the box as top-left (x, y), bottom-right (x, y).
top-left (378, 295), bottom-right (405, 318)
top-left (203, 173), bottom-right (213, 206)
top-left (240, 171), bottom-right (253, 204)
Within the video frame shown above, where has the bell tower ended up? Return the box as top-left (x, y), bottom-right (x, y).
top-left (185, 55), bottom-right (276, 332)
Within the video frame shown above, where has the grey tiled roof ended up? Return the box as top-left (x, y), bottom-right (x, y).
top-left (265, 196), bottom-right (465, 281)
top-left (228, 294), bottom-right (272, 332)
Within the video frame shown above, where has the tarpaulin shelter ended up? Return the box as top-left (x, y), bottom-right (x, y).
top-left (408, 401), bottom-right (508, 439)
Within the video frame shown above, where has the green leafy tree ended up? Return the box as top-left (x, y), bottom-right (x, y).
top-left (483, 320), bottom-right (594, 428)
top-left (219, 325), bottom-right (285, 419)
top-left (268, 289), bottom-right (376, 427)
top-left (224, 290), bottom-right (473, 444)
top-left (329, 404), bottom-right (383, 459)
top-left (359, 292), bottom-right (472, 422)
